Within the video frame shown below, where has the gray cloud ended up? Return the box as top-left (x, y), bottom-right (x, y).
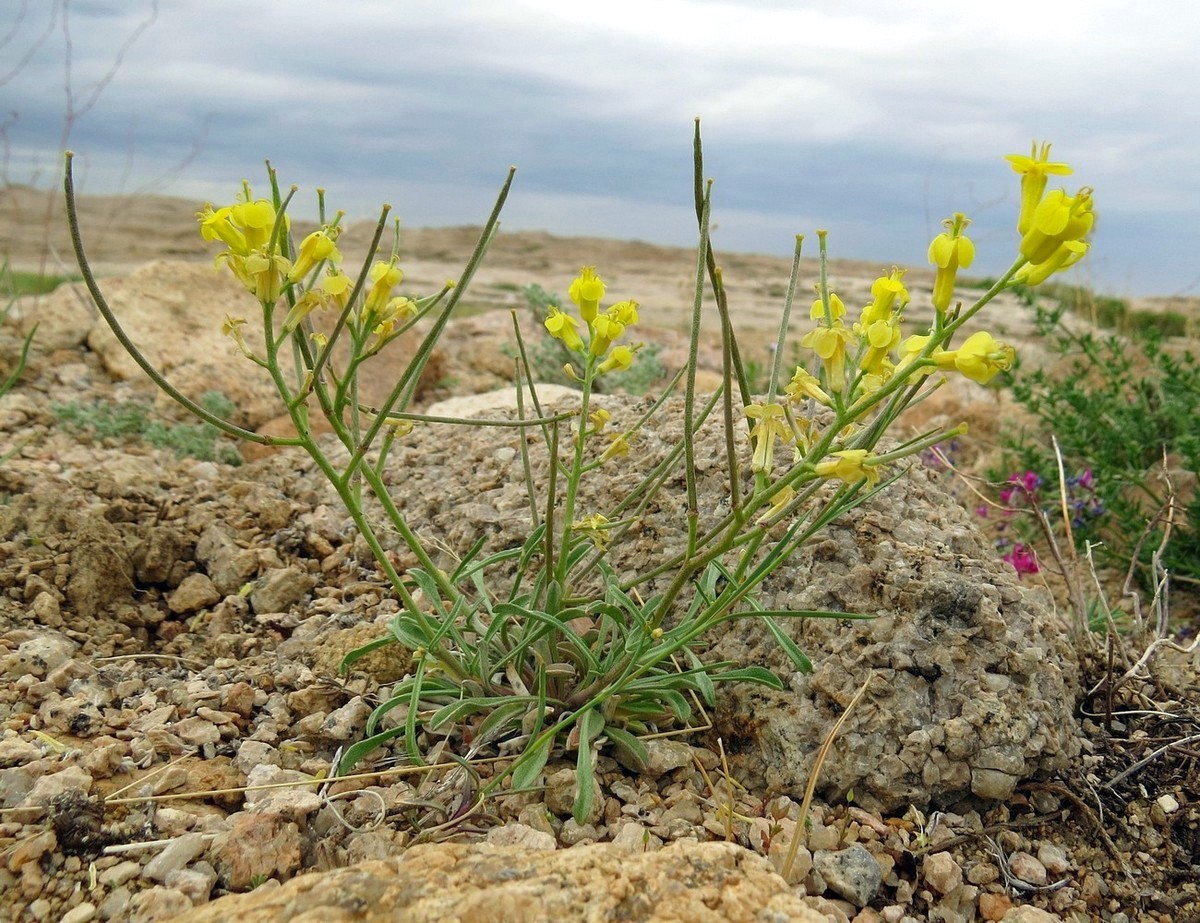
top-left (2, 0), bottom-right (1198, 294)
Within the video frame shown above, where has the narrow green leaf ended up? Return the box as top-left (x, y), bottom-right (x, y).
top-left (572, 709), bottom-right (605, 825)
top-left (603, 725), bottom-right (649, 772)
top-left (708, 665), bottom-right (785, 689)
top-left (511, 732), bottom-right (554, 791)
top-left (761, 615), bottom-right (813, 674)
top-left (338, 635), bottom-right (395, 674)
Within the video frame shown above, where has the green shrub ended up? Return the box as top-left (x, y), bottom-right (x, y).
top-left (996, 302), bottom-right (1199, 587)
top-left (54, 391), bottom-right (244, 464)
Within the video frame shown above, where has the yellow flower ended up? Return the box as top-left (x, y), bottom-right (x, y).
top-left (600, 434), bottom-right (631, 462)
top-left (810, 290), bottom-right (846, 322)
top-left (800, 322), bottom-right (856, 394)
top-left (221, 314), bottom-right (254, 359)
top-left (572, 513), bottom-right (613, 549)
top-left (935, 331), bottom-right (1014, 384)
top-left (241, 249), bottom-right (291, 303)
top-left (610, 299), bottom-right (639, 326)
top-left (569, 267), bottom-right (606, 324)
top-left (861, 268), bottom-right (908, 326)
top-left (368, 296), bottom-right (417, 346)
top-left (319, 270), bottom-right (354, 310)
top-left (597, 343), bottom-right (637, 374)
top-left (757, 485), bottom-right (797, 526)
top-left (745, 402), bottom-right (790, 474)
top-left (229, 199), bottom-right (278, 253)
top-left (197, 205), bottom-right (247, 254)
top-left (814, 449), bottom-right (881, 487)
top-left (589, 312), bottom-right (626, 357)
top-left (784, 367), bottom-right (831, 406)
top-left (928, 213), bottom-right (975, 314)
top-left (282, 292), bottom-right (322, 332)
top-left (588, 408), bottom-right (611, 435)
top-left (1006, 141), bottom-right (1073, 235)
top-left (365, 260), bottom-right (404, 319)
top-left (1019, 188), bottom-right (1095, 265)
top-left (1014, 239), bottom-right (1089, 286)
top-left (287, 227), bottom-right (342, 283)
top-left (895, 333), bottom-right (942, 378)
top-left (545, 306), bottom-right (584, 352)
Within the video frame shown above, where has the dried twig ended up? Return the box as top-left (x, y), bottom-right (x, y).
top-left (780, 672), bottom-right (872, 881)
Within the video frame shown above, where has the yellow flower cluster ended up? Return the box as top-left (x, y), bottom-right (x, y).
top-left (544, 267), bottom-right (641, 375)
top-left (197, 183), bottom-right (345, 308)
top-left (772, 141), bottom-right (1092, 497)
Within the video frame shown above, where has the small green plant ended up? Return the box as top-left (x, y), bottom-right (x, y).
top-left (54, 391), bottom-right (244, 465)
top-left (66, 132), bottom-right (1096, 824)
top-left (0, 266), bottom-right (77, 298)
top-left (995, 301), bottom-right (1199, 589)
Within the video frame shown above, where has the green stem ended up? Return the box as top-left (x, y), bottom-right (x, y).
top-left (63, 153), bottom-right (276, 446)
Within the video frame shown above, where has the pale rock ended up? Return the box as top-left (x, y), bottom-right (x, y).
top-left (1156, 793), bottom-right (1180, 814)
top-left (234, 740), bottom-right (281, 774)
top-left (1, 633), bottom-right (77, 679)
top-left (0, 737), bottom-right (43, 766)
top-left (345, 831), bottom-right (402, 864)
top-left (248, 566), bottom-right (317, 615)
top-left (210, 813), bottom-right (303, 890)
top-left (97, 886), bottom-right (132, 920)
top-left (642, 738), bottom-right (695, 776)
top-left (17, 282), bottom-right (93, 351)
top-left (425, 383), bottom-right (584, 419)
top-left (484, 822), bottom-right (556, 851)
top-left (166, 864), bottom-right (218, 904)
top-left (154, 807), bottom-right (199, 837)
top-left (168, 574), bottom-right (221, 614)
top-left (544, 767), bottom-right (603, 825)
top-left (807, 821), bottom-right (841, 851)
top-left (243, 764), bottom-right (320, 819)
top-left (971, 767), bottom-right (1020, 801)
top-left (143, 832), bottom-right (208, 882)
top-left (979, 892), bottom-right (1014, 921)
top-left (516, 803), bottom-right (557, 837)
top-left (99, 860), bottom-right (142, 887)
top-left (1007, 851), bottom-right (1048, 887)
top-left (922, 850), bottom-right (963, 895)
top-left (82, 260), bottom-right (281, 425)
top-left (558, 818), bottom-right (599, 846)
top-left (319, 696), bottom-right (372, 740)
top-left (1036, 842), bottom-right (1071, 875)
top-left (59, 902), bottom-right (97, 923)
top-left (814, 844), bottom-right (883, 908)
top-left (174, 716), bottom-right (221, 747)
top-left (999, 908), bottom-right (1064, 922)
top-left (126, 885), bottom-right (194, 923)
top-left (25, 764), bottom-right (92, 806)
top-left (611, 820), bottom-right (664, 853)
top-left (195, 525), bottom-right (259, 595)
top-left (172, 841), bottom-right (830, 923)
top-left (769, 842), bottom-right (811, 886)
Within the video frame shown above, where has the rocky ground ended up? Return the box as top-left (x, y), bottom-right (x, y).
top-left (0, 185), bottom-right (1197, 922)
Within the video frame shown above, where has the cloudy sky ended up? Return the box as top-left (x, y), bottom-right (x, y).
top-left (3, 0), bottom-right (1198, 296)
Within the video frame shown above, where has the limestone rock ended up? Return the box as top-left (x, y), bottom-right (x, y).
top-left (175, 841), bottom-right (828, 923)
top-left (210, 813), bottom-right (303, 890)
top-left (813, 843), bottom-right (883, 907)
top-left (353, 394), bottom-right (1080, 811)
top-left (83, 260), bottom-right (281, 428)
